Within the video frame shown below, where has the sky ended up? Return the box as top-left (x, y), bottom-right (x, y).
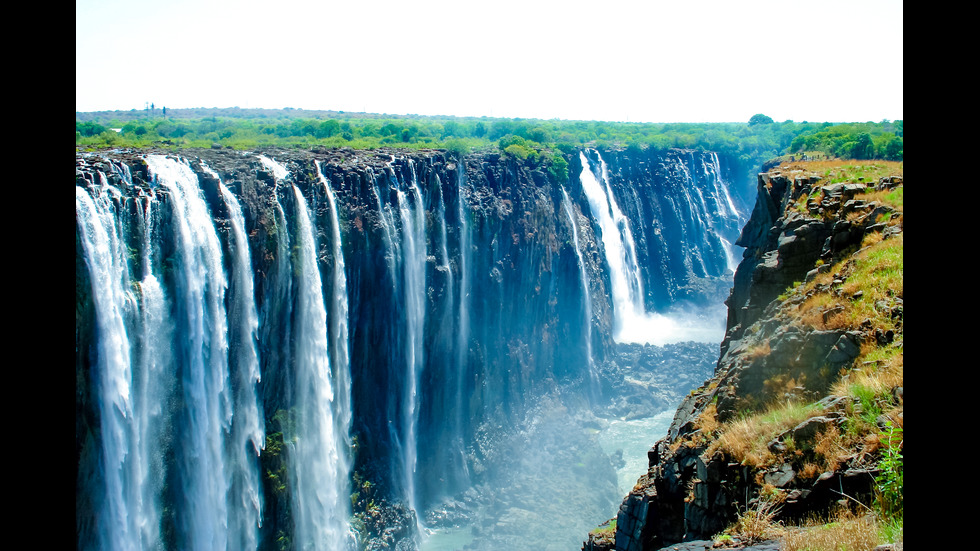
top-left (76, 0), bottom-right (903, 123)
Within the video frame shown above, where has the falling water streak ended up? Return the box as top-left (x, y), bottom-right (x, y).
top-left (431, 173), bottom-right (467, 494)
top-left (315, 162), bottom-right (353, 444)
top-left (682, 152), bottom-right (744, 276)
top-left (372, 167), bottom-right (402, 284)
top-left (454, 162), bottom-right (471, 484)
top-left (579, 150), bottom-right (645, 340)
top-left (671, 156), bottom-right (712, 277)
top-left (707, 152), bottom-right (740, 219)
top-left (396, 162), bottom-right (427, 525)
top-left (145, 155), bottom-right (232, 551)
top-left (707, 153), bottom-right (744, 273)
top-left (133, 192), bottom-right (168, 551)
top-left (580, 150), bottom-right (731, 345)
top-left (213, 167), bottom-right (266, 551)
top-left (290, 184), bottom-right (347, 550)
top-left (369, 167), bottom-right (408, 501)
top-left (561, 187), bottom-right (598, 398)
top-left (315, 161), bottom-right (356, 546)
top-left (259, 154), bottom-right (290, 181)
top-left (434, 175), bottom-right (456, 328)
top-left (76, 183), bottom-right (144, 551)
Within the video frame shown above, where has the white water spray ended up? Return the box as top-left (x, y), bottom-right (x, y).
top-left (215, 169), bottom-right (266, 551)
top-left (315, 161), bottom-right (353, 465)
top-left (145, 155), bottom-right (232, 551)
top-left (290, 183), bottom-right (350, 550)
top-left (396, 162), bottom-right (427, 525)
top-left (77, 183), bottom-right (147, 551)
top-left (579, 150), bottom-right (725, 345)
top-left (561, 186), bottom-right (598, 395)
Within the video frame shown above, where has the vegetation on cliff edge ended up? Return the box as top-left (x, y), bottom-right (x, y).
top-left (76, 109), bottom-right (903, 182)
top-left (673, 159), bottom-right (903, 550)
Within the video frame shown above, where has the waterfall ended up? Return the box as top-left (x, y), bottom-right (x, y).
top-left (707, 152), bottom-right (743, 274)
top-left (397, 162), bottom-right (427, 525)
top-left (78, 156), bottom-right (268, 551)
top-left (315, 161), bottom-right (353, 483)
top-left (454, 162), bottom-right (472, 487)
top-left (78, 146), bottom-right (747, 550)
top-left (133, 188), bottom-right (169, 551)
top-left (146, 155), bottom-right (234, 551)
top-left (260, 155), bottom-right (351, 550)
top-left (578, 150), bottom-right (645, 342)
top-left (561, 186), bottom-right (597, 397)
top-left (579, 150), bottom-right (726, 345)
top-left (215, 169), bottom-right (266, 551)
top-left (289, 183), bottom-right (350, 550)
top-left (77, 182), bottom-right (147, 551)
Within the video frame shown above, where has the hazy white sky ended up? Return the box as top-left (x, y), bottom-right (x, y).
top-left (76, 0), bottom-right (903, 123)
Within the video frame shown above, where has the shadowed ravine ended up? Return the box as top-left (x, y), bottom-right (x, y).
top-left (76, 146), bottom-right (748, 550)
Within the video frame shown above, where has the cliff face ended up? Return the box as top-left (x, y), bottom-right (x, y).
top-left (76, 145), bottom-right (747, 550)
top-left (590, 164), bottom-right (904, 550)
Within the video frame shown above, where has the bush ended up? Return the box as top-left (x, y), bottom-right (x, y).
top-left (875, 422), bottom-right (903, 520)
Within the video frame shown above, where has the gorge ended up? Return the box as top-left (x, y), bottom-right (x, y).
top-left (75, 145), bottom-right (752, 550)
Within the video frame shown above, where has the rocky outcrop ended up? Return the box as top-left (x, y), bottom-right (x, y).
top-left (724, 172), bottom-right (902, 351)
top-left (587, 167), bottom-right (904, 551)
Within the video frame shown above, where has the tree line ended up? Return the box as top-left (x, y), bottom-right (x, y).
top-left (76, 109), bottom-right (903, 167)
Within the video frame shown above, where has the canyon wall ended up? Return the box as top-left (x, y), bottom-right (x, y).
top-left (75, 145), bottom-right (747, 550)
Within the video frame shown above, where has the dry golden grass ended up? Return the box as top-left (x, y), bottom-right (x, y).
top-left (782, 510), bottom-right (892, 551)
top-left (707, 401), bottom-right (817, 467)
top-left (795, 233), bottom-right (903, 333)
top-left (812, 424), bottom-right (849, 473)
top-left (830, 348), bottom-right (903, 400)
top-left (776, 159), bottom-right (903, 183)
top-left (744, 340), bottom-right (772, 361)
top-left (762, 374), bottom-right (804, 399)
top-left (724, 499), bottom-right (786, 544)
top-left (694, 402), bottom-right (721, 434)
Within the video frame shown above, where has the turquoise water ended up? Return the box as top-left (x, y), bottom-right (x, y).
top-left (420, 407), bottom-right (677, 550)
top-left (596, 408), bottom-right (677, 497)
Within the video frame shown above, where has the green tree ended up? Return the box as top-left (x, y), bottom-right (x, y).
top-left (749, 114), bottom-right (774, 125)
top-left (883, 136), bottom-right (903, 161)
top-left (853, 132), bottom-right (875, 159)
top-left (316, 120), bottom-right (341, 139)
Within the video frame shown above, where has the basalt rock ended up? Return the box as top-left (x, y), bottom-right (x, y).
top-left (596, 164), bottom-right (903, 550)
top-left (77, 145), bottom-right (750, 551)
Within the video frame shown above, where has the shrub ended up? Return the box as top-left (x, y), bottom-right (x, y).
top-left (503, 143), bottom-right (535, 160)
top-left (724, 498), bottom-right (784, 543)
top-left (875, 422), bottom-right (903, 520)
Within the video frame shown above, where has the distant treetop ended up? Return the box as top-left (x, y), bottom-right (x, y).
top-left (75, 108), bottom-right (902, 163)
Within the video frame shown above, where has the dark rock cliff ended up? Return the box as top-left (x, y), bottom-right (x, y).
top-left (76, 145), bottom-right (747, 550)
top-left (586, 165), bottom-right (904, 550)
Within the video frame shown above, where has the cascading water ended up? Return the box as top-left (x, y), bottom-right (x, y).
top-left (78, 146), bottom-right (748, 551)
top-left (289, 183), bottom-right (350, 550)
top-left (77, 181), bottom-right (148, 551)
top-left (315, 161), bottom-right (353, 490)
top-left (578, 150), bottom-right (649, 343)
top-left (578, 149), bottom-right (737, 345)
top-left (146, 155), bottom-right (235, 551)
top-left (453, 161), bottom-right (472, 490)
top-left (213, 168), bottom-right (266, 551)
top-left (396, 164), bottom-right (426, 527)
top-left (132, 189), bottom-right (170, 551)
top-left (77, 154), bottom-right (268, 550)
top-left (561, 186), bottom-right (598, 398)
top-left (261, 155), bottom-right (352, 550)
top-left (705, 152), bottom-right (743, 274)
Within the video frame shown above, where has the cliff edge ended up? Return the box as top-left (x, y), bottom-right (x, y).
top-left (586, 160), bottom-right (904, 550)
